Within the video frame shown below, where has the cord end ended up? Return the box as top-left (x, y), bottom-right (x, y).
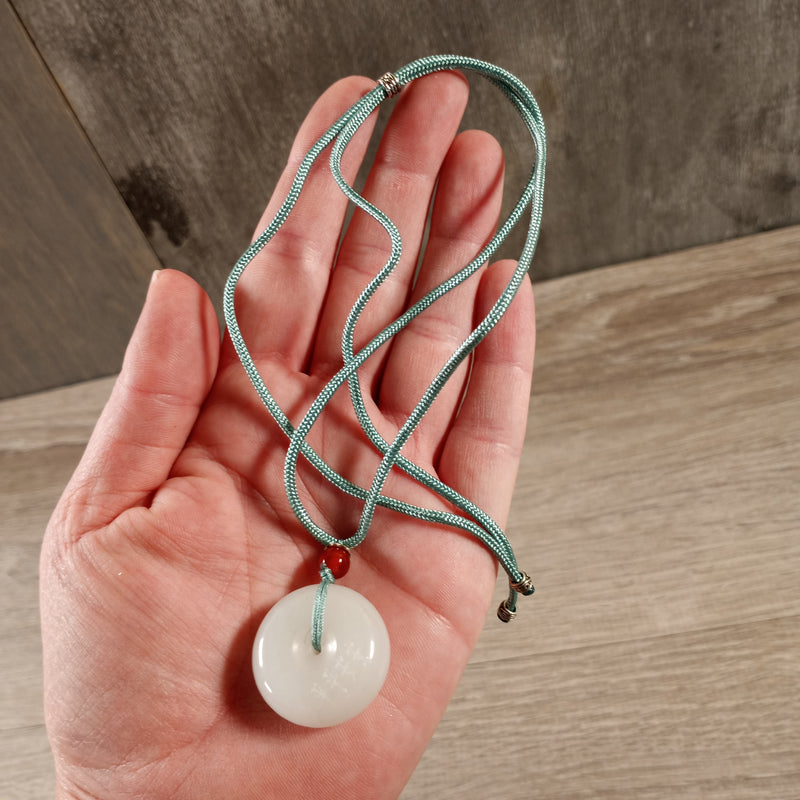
top-left (511, 570), bottom-right (535, 596)
top-left (497, 599), bottom-right (516, 623)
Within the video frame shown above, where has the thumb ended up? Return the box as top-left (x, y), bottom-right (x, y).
top-left (54, 269), bottom-right (220, 538)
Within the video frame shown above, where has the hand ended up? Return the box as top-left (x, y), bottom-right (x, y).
top-left (41, 71), bottom-right (535, 799)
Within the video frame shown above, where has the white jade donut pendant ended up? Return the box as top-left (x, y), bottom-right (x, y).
top-left (252, 584), bottom-right (390, 727)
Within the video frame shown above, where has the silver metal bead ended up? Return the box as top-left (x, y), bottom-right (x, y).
top-left (511, 571), bottom-right (535, 596)
top-left (378, 72), bottom-right (401, 98)
top-left (497, 599), bottom-right (516, 623)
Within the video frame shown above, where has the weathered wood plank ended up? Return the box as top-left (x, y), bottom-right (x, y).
top-left (406, 618), bottom-right (800, 800)
top-left (12, 0), bottom-right (800, 294)
top-left (0, 377), bottom-right (114, 799)
top-left (2, 227), bottom-right (799, 798)
top-left (0, 0), bottom-right (160, 399)
top-left (402, 225), bottom-right (800, 798)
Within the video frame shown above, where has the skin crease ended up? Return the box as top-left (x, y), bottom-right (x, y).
top-left (40, 71), bottom-right (536, 800)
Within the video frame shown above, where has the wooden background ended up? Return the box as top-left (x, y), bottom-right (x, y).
top-left (2, 0), bottom-right (799, 397)
top-left (3, 227), bottom-right (798, 798)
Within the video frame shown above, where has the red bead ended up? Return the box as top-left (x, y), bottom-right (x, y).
top-left (319, 545), bottom-right (350, 579)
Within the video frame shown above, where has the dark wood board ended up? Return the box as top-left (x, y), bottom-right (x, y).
top-left (3, 0), bottom-right (799, 397)
top-left (11, 0), bottom-right (800, 292)
top-left (0, 0), bottom-right (161, 398)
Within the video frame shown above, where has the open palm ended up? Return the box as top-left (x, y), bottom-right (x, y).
top-left (41, 71), bottom-right (535, 800)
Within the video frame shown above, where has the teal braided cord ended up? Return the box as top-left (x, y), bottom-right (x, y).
top-left (312, 565), bottom-right (335, 652)
top-left (285, 56), bottom-right (544, 580)
top-left (223, 55), bottom-right (543, 641)
top-left (343, 114), bottom-right (540, 568)
top-left (222, 87), bottom-right (470, 537)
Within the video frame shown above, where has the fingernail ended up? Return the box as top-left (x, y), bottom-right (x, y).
top-left (150, 269), bottom-right (162, 285)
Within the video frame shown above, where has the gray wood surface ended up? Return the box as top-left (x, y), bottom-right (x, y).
top-left (0, 0), bottom-right (161, 399)
top-left (2, 226), bottom-right (798, 798)
top-left (6, 0), bottom-right (799, 366)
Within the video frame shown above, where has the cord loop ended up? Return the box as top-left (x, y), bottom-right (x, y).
top-left (224, 56), bottom-right (544, 644)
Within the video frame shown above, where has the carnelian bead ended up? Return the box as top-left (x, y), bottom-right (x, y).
top-left (319, 545), bottom-right (350, 579)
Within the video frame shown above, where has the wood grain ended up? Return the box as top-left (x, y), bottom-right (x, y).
top-left (0, 0), bottom-right (161, 399)
top-left (11, 0), bottom-right (800, 289)
top-left (2, 227), bottom-right (799, 798)
top-left (402, 225), bottom-right (800, 798)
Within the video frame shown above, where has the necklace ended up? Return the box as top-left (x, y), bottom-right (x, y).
top-left (223, 55), bottom-right (544, 727)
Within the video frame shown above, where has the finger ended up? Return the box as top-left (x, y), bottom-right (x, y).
top-left (54, 270), bottom-right (220, 538)
top-left (437, 260), bottom-right (535, 528)
top-left (223, 75), bottom-right (377, 372)
top-left (310, 70), bottom-right (470, 380)
top-left (377, 130), bottom-right (504, 462)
